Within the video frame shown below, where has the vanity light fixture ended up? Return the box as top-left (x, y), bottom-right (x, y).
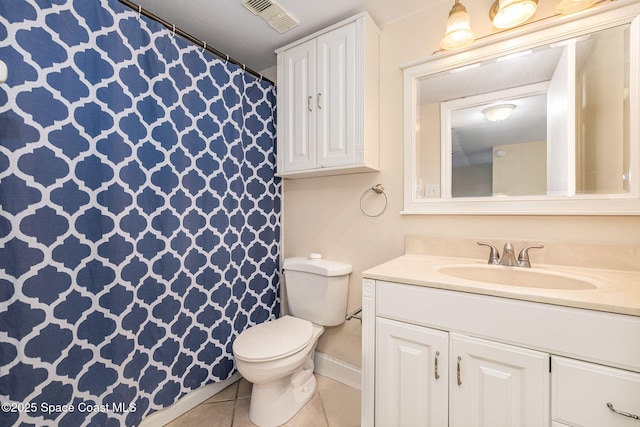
top-left (490, 0), bottom-right (538, 29)
top-left (440, 0), bottom-right (475, 51)
top-left (483, 104), bottom-right (516, 122)
top-left (555, 0), bottom-right (598, 14)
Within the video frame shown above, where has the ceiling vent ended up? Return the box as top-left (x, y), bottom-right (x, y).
top-left (241, 0), bottom-right (299, 33)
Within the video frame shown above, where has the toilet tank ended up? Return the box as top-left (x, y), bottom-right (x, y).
top-left (283, 255), bottom-right (352, 327)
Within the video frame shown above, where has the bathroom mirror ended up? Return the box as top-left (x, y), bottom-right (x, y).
top-left (403, 3), bottom-right (640, 214)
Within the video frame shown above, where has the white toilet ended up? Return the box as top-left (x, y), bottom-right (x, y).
top-left (232, 254), bottom-right (352, 427)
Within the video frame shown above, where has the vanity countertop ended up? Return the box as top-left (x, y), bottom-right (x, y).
top-left (363, 254), bottom-right (640, 317)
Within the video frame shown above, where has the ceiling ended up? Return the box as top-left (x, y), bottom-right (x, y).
top-left (133, 0), bottom-right (436, 72)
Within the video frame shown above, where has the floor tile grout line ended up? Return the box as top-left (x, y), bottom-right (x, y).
top-left (231, 397), bottom-right (238, 427)
top-left (316, 382), bottom-right (332, 427)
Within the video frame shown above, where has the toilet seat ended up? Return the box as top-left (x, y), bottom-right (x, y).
top-left (233, 316), bottom-right (313, 362)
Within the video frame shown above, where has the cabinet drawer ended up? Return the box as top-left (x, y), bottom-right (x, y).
top-left (552, 357), bottom-right (640, 426)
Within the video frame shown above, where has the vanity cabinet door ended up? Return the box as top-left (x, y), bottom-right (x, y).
top-left (450, 333), bottom-right (550, 427)
top-left (375, 318), bottom-right (448, 427)
top-left (552, 356), bottom-right (640, 426)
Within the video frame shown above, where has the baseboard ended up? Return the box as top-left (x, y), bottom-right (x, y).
top-left (313, 351), bottom-right (362, 390)
top-left (138, 372), bottom-right (242, 427)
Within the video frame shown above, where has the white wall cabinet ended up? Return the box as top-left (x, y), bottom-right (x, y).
top-left (275, 13), bottom-right (379, 178)
top-left (361, 279), bottom-right (640, 427)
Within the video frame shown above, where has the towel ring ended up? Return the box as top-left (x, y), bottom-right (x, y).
top-left (360, 184), bottom-right (387, 218)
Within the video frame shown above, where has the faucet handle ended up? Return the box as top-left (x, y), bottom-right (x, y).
top-left (517, 245), bottom-right (544, 268)
top-left (477, 242), bottom-right (500, 265)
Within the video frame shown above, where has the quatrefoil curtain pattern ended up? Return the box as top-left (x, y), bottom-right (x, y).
top-left (0, 0), bottom-right (281, 425)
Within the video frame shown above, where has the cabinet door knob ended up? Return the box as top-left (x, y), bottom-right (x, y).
top-left (457, 356), bottom-right (462, 386)
top-left (308, 96), bottom-right (313, 112)
top-left (434, 351), bottom-right (440, 380)
top-left (607, 402), bottom-right (640, 420)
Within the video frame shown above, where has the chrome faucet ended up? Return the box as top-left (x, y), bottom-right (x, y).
top-left (477, 242), bottom-right (544, 268)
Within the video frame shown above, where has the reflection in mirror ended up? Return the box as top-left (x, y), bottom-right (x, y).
top-left (447, 86), bottom-right (548, 197)
top-left (415, 23), bottom-right (631, 200)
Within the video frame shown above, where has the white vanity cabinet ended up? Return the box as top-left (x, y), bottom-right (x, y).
top-left (275, 12), bottom-right (379, 178)
top-left (361, 279), bottom-right (640, 427)
top-left (375, 319), bottom-right (549, 427)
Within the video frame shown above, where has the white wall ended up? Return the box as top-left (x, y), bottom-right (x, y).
top-left (282, 0), bottom-right (640, 369)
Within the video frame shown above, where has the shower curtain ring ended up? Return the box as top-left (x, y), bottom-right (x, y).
top-left (258, 73), bottom-right (263, 81)
top-left (202, 41), bottom-right (207, 52)
top-left (137, 5), bottom-right (141, 19)
top-left (172, 24), bottom-right (176, 37)
top-left (225, 54), bottom-right (229, 65)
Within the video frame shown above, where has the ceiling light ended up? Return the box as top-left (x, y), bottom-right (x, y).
top-left (482, 104), bottom-right (516, 122)
top-left (490, 0), bottom-right (538, 29)
top-left (555, 0), bottom-right (598, 14)
top-left (440, 0), bottom-right (475, 51)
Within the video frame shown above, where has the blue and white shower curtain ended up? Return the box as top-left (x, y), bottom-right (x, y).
top-left (0, 0), bottom-right (280, 425)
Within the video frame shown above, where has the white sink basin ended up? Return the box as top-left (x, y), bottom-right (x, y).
top-left (437, 264), bottom-right (598, 290)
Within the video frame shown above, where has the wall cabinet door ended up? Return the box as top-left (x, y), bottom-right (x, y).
top-left (375, 318), bottom-right (448, 427)
top-left (315, 21), bottom-right (356, 168)
top-left (279, 23), bottom-right (355, 173)
top-left (450, 333), bottom-right (550, 427)
top-left (280, 39), bottom-right (316, 172)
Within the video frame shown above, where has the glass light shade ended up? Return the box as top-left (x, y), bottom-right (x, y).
top-left (490, 0), bottom-right (538, 29)
top-left (555, 0), bottom-right (598, 14)
top-left (483, 104), bottom-right (515, 122)
top-left (440, 0), bottom-right (475, 50)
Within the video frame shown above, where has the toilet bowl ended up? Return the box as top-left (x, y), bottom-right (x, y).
top-left (232, 255), bottom-right (352, 427)
top-left (234, 316), bottom-right (324, 427)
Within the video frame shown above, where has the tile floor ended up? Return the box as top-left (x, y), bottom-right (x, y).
top-left (164, 375), bottom-right (361, 427)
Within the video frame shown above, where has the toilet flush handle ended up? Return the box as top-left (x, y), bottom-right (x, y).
top-left (309, 253), bottom-right (322, 260)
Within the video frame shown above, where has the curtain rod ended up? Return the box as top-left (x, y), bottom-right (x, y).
top-left (117, 0), bottom-right (274, 85)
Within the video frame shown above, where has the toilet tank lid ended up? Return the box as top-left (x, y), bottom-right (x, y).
top-left (283, 256), bottom-right (352, 276)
